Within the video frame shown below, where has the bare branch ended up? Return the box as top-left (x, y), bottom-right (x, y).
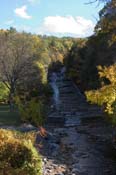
top-left (84, 0), bottom-right (97, 5)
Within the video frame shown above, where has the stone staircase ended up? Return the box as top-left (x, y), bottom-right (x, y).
top-left (42, 74), bottom-right (116, 175)
top-left (47, 77), bottom-right (103, 127)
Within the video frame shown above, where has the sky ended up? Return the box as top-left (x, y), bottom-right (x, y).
top-left (0, 0), bottom-right (104, 37)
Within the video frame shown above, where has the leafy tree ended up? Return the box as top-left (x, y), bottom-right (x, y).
top-left (0, 30), bottom-right (41, 107)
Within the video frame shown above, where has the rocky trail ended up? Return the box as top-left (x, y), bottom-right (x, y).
top-left (0, 71), bottom-right (116, 175)
top-left (40, 72), bottom-right (116, 175)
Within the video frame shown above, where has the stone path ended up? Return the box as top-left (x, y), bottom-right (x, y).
top-left (41, 74), bottom-right (116, 175)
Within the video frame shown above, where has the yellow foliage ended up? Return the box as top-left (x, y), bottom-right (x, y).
top-left (0, 129), bottom-right (42, 175)
top-left (98, 64), bottom-right (116, 85)
top-left (36, 62), bottom-right (47, 84)
top-left (86, 64), bottom-right (116, 123)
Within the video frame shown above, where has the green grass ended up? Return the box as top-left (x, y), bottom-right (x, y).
top-left (0, 105), bottom-right (21, 126)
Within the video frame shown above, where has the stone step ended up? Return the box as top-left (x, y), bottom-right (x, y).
top-left (58, 85), bottom-right (73, 89)
top-left (60, 110), bottom-right (103, 116)
top-left (60, 101), bottom-right (86, 105)
top-left (59, 94), bottom-right (83, 97)
top-left (46, 116), bottom-right (65, 126)
top-left (57, 82), bottom-right (72, 86)
top-left (59, 102), bottom-right (87, 107)
top-left (59, 91), bottom-right (76, 94)
top-left (65, 117), bottom-right (81, 127)
top-left (59, 96), bottom-right (80, 99)
top-left (59, 85), bottom-right (74, 89)
top-left (59, 105), bottom-right (102, 111)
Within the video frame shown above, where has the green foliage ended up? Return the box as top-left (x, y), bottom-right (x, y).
top-left (96, 0), bottom-right (116, 34)
top-left (86, 85), bottom-right (115, 114)
top-left (86, 64), bottom-right (116, 123)
top-left (40, 83), bottom-right (53, 100)
top-left (15, 97), bottom-right (45, 126)
top-left (64, 1), bottom-right (116, 91)
top-left (0, 129), bottom-right (42, 175)
top-left (0, 28), bottom-right (90, 128)
top-left (0, 82), bottom-right (9, 103)
top-left (64, 39), bottom-right (89, 88)
top-left (111, 101), bottom-right (116, 124)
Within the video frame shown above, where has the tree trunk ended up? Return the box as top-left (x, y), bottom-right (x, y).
top-left (9, 86), bottom-right (15, 111)
top-left (9, 93), bottom-right (14, 111)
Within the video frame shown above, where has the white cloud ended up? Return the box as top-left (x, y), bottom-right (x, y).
top-left (14, 5), bottom-right (32, 19)
top-left (38, 16), bottom-right (95, 37)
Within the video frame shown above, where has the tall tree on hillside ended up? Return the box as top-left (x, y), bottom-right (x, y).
top-left (95, 0), bottom-right (116, 33)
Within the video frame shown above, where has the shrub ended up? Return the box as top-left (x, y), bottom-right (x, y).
top-left (85, 64), bottom-right (116, 124)
top-left (0, 129), bottom-right (42, 175)
top-left (0, 82), bottom-right (9, 103)
top-left (15, 97), bottom-right (45, 126)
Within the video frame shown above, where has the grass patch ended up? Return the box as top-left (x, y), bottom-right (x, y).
top-left (0, 105), bottom-right (21, 126)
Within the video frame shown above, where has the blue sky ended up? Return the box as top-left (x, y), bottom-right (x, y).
top-left (0, 0), bottom-right (103, 37)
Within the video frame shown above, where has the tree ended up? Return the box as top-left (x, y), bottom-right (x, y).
top-left (95, 0), bottom-right (116, 34)
top-left (0, 30), bottom-right (40, 108)
top-left (85, 0), bottom-right (110, 4)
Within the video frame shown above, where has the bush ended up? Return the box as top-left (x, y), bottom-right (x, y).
top-left (85, 64), bottom-right (116, 124)
top-left (0, 129), bottom-right (42, 175)
top-left (15, 97), bottom-right (45, 126)
top-left (0, 82), bottom-right (9, 103)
